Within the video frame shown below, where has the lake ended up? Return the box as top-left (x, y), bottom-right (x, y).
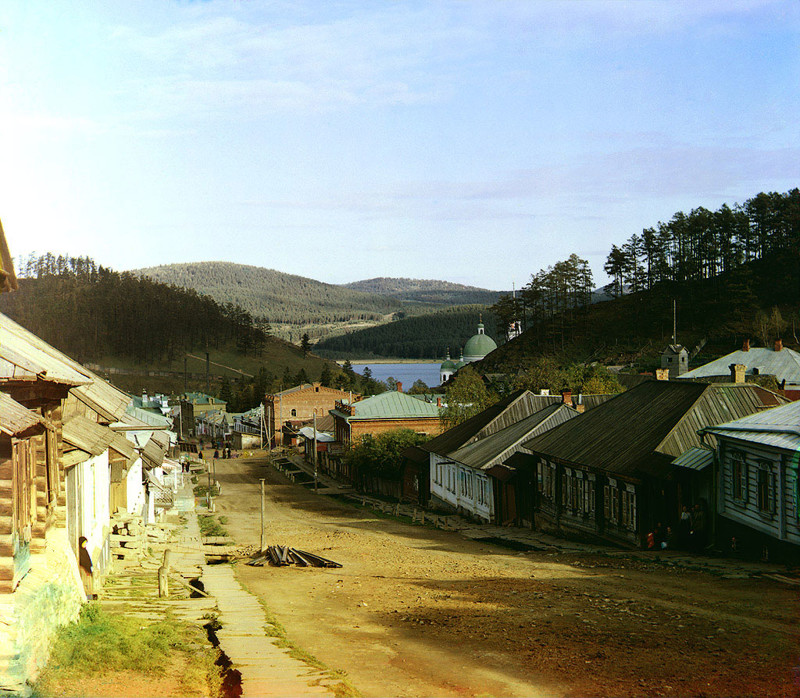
top-left (351, 362), bottom-right (441, 389)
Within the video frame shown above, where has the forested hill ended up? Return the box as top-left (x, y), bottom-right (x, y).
top-left (314, 305), bottom-right (499, 360)
top-left (481, 188), bottom-right (800, 374)
top-left (0, 255), bottom-right (334, 400)
top-left (137, 262), bottom-right (403, 327)
top-left (344, 277), bottom-right (503, 305)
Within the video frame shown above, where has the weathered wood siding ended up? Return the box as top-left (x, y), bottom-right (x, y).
top-left (719, 437), bottom-right (800, 546)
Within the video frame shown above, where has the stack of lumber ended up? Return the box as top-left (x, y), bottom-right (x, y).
top-left (247, 545), bottom-right (342, 568)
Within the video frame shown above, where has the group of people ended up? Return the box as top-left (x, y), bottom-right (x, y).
top-left (197, 439), bottom-right (233, 461)
top-left (647, 503), bottom-right (707, 552)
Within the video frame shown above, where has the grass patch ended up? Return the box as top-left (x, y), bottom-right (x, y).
top-left (193, 483), bottom-right (220, 499)
top-left (33, 605), bottom-right (220, 696)
top-left (198, 514), bottom-right (228, 537)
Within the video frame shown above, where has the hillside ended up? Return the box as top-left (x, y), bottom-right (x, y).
top-left (344, 277), bottom-right (502, 305)
top-left (136, 262), bottom-right (405, 338)
top-left (477, 253), bottom-right (800, 376)
top-left (0, 255), bottom-right (337, 405)
top-left (314, 305), bottom-right (499, 360)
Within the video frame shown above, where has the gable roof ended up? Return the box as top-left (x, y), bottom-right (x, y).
top-left (523, 381), bottom-right (787, 480)
top-left (678, 346), bottom-right (800, 385)
top-left (270, 382), bottom-right (354, 399)
top-left (331, 391), bottom-right (441, 421)
top-left (420, 390), bottom-right (556, 456)
top-left (448, 403), bottom-right (578, 471)
top-left (701, 399), bottom-right (800, 453)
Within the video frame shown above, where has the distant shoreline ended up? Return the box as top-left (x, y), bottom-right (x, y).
top-left (337, 359), bottom-right (440, 365)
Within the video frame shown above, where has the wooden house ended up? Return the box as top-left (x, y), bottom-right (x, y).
top-left (701, 400), bottom-right (800, 561)
top-left (420, 390), bottom-right (564, 514)
top-left (433, 402), bottom-right (579, 523)
top-left (523, 381), bottom-right (787, 548)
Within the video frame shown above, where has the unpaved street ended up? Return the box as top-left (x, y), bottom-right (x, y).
top-left (212, 454), bottom-right (799, 697)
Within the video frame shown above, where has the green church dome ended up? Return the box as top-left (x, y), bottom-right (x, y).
top-left (463, 323), bottom-right (497, 361)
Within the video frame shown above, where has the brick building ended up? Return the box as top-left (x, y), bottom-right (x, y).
top-left (265, 383), bottom-right (358, 446)
top-left (330, 391), bottom-right (443, 444)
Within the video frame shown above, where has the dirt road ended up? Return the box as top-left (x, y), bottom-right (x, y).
top-left (212, 454), bottom-right (799, 697)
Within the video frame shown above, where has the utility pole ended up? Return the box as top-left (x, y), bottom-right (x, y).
top-left (673, 299), bottom-right (677, 345)
top-left (205, 351), bottom-right (210, 396)
top-left (260, 478), bottom-right (265, 552)
top-left (313, 409), bottom-right (318, 493)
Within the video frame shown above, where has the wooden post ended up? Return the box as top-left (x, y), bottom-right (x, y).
top-left (260, 478), bottom-right (266, 553)
top-left (158, 566), bottom-right (168, 597)
top-left (313, 410), bottom-right (318, 493)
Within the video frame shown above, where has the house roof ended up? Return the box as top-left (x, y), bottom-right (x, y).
top-left (63, 415), bottom-right (117, 457)
top-left (677, 346), bottom-right (800, 385)
top-left (0, 313), bottom-right (90, 386)
top-left (701, 399), bottom-right (800, 453)
top-left (0, 219), bottom-right (18, 293)
top-left (335, 391), bottom-right (441, 420)
top-left (523, 381), bottom-right (787, 480)
top-left (420, 390), bottom-right (546, 456)
top-left (673, 447), bottom-right (714, 471)
top-left (182, 392), bottom-right (226, 405)
top-left (447, 403), bottom-right (578, 471)
top-left (0, 312), bottom-right (134, 423)
top-left (298, 426), bottom-right (335, 442)
top-left (0, 392), bottom-right (44, 437)
top-left (269, 383), bottom-right (354, 399)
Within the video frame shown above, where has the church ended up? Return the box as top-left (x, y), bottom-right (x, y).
top-left (439, 319), bottom-right (497, 384)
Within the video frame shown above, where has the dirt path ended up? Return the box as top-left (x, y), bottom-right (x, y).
top-left (213, 454), bottom-right (800, 697)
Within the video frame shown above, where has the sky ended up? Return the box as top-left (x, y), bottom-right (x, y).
top-left (0, 1), bottom-right (797, 291)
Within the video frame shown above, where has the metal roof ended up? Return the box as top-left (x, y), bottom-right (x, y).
top-left (0, 392), bottom-right (44, 437)
top-left (523, 381), bottom-right (787, 480)
top-left (701, 399), bottom-right (800, 453)
top-left (673, 447), bottom-right (713, 471)
top-left (298, 426), bottom-right (335, 442)
top-left (347, 391), bottom-right (441, 419)
top-left (448, 403), bottom-right (578, 470)
top-left (420, 390), bottom-right (556, 456)
top-left (678, 346), bottom-right (800, 385)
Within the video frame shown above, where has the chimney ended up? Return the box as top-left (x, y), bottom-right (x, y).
top-left (774, 339), bottom-right (783, 352)
top-left (729, 363), bottom-right (746, 384)
top-left (436, 396), bottom-right (442, 408)
top-left (655, 368), bottom-right (669, 381)
top-left (742, 338), bottom-right (750, 352)
top-left (561, 389), bottom-right (572, 407)
top-left (575, 403), bottom-right (586, 414)
top-left (396, 381), bottom-right (403, 393)
top-left (539, 389), bottom-right (550, 396)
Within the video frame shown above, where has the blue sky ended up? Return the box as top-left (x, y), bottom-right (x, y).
top-left (0, 1), bottom-right (797, 290)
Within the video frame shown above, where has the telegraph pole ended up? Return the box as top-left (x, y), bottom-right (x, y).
top-left (260, 478), bottom-right (266, 552)
top-left (313, 409), bottom-right (318, 493)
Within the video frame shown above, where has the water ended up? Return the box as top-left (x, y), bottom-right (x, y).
top-left (351, 362), bottom-right (441, 389)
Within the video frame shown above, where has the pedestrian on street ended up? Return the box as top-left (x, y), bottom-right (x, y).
top-left (78, 536), bottom-right (94, 599)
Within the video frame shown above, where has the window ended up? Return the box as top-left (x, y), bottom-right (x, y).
top-left (731, 451), bottom-right (748, 502)
top-left (620, 487), bottom-right (637, 531)
top-left (561, 469), bottom-right (595, 518)
top-left (757, 462), bottom-right (775, 514)
top-left (537, 461), bottom-right (556, 500)
top-left (290, 409), bottom-right (297, 417)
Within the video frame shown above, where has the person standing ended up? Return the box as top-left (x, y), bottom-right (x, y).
top-left (78, 536), bottom-right (94, 600)
top-left (692, 503), bottom-right (707, 553)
